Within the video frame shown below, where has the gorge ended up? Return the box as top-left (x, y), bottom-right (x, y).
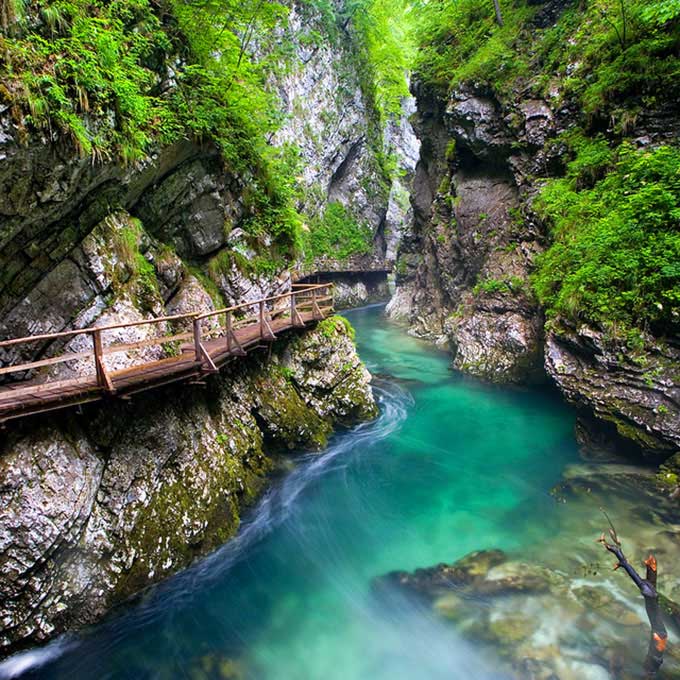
top-left (0, 0), bottom-right (679, 677)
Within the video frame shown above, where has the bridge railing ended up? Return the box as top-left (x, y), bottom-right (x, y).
top-left (0, 283), bottom-right (333, 393)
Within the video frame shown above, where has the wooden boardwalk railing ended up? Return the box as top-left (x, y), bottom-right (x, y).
top-left (0, 283), bottom-right (333, 425)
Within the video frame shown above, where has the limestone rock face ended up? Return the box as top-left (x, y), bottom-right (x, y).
top-left (388, 83), bottom-right (546, 383)
top-left (282, 316), bottom-right (378, 423)
top-left (545, 323), bottom-right (680, 455)
top-left (268, 6), bottom-right (419, 273)
top-left (0, 430), bottom-right (103, 644)
top-left (390, 69), bottom-right (680, 450)
top-left (0, 133), bottom-right (235, 320)
top-left (0, 320), bottom-right (377, 658)
top-left (446, 310), bottom-right (543, 384)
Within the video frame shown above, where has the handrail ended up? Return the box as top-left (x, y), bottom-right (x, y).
top-left (196, 283), bottom-right (333, 321)
top-left (0, 281), bottom-right (335, 421)
top-left (0, 284), bottom-right (333, 348)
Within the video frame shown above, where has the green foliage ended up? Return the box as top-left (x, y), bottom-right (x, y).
top-left (532, 143), bottom-right (680, 333)
top-left (641, 0), bottom-right (680, 26)
top-left (472, 275), bottom-right (525, 296)
top-left (473, 278), bottom-right (510, 296)
top-left (188, 266), bottom-right (226, 309)
top-left (413, 0), bottom-right (533, 94)
top-left (542, 0), bottom-right (680, 118)
top-left (278, 365), bottom-right (295, 381)
top-left (302, 202), bottom-right (373, 262)
top-left (412, 0), bottom-right (680, 120)
top-left (556, 131), bottom-right (614, 188)
top-left (1, 0), bottom-right (302, 256)
top-left (348, 0), bottom-right (414, 121)
top-left (110, 217), bottom-right (160, 310)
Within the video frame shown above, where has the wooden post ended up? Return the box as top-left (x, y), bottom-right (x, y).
top-left (312, 289), bottom-right (322, 320)
top-left (193, 317), bottom-right (202, 364)
top-left (192, 316), bottom-right (217, 373)
top-left (93, 329), bottom-right (114, 393)
top-left (259, 301), bottom-right (265, 340)
top-left (225, 310), bottom-right (246, 356)
top-left (291, 292), bottom-right (303, 327)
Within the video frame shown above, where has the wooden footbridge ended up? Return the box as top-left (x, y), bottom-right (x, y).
top-left (0, 283), bottom-right (333, 425)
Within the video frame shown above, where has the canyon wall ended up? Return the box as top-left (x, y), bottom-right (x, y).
top-left (389, 0), bottom-right (680, 456)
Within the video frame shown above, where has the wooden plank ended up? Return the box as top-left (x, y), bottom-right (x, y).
top-left (0, 376), bottom-right (95, 401)
top-left (0, 283), bottom-right (334, 424)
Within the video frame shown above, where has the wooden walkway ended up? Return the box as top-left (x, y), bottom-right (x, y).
top-left (0, 283), bottom-right (333, 425)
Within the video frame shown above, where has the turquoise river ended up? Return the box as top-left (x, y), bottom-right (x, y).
top-left (3, 304), bottom-right (679, 679)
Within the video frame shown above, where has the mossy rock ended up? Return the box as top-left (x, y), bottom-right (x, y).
top-left (485, 613), bottom-right (538, 646)
top-left (656, 452), bottom-right (680, 493)
top-left (452, 549), bottom-right (507, 581)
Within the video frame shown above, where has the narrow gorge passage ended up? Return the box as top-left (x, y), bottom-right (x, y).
top-left (7, 304), bottom-right (664, 680)
top-left (1, 0), bottom-right (678, 675)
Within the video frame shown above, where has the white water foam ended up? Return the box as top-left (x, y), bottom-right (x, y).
top-left (0, 639), bottom-right (76, 679)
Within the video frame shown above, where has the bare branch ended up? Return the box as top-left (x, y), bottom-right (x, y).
top-left (597, 511), bottom-right (667, 678)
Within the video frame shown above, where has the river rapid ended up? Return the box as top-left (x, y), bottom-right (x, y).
top-left (3, 304), bottom-right (679, 680)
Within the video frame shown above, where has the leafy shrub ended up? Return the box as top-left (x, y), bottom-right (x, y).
top-left (413, 0), bottom-right (533, 94)
top-left (1, 0), bottom-right (301, 256)
top-left (532, 143), bottom-right (680, 333)
top-left (303, 202), bottom-right (374, 262)
top-left (412, 0), bottom-right (680, 120)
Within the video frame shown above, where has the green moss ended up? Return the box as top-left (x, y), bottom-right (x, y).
top-left (437, 176), bottom-right (450, 195)
top-left (473, 277), bottom-right (511, 296)
top-left (318, 315), bottom-right (356, 342)
top-left (604, 414), bottom-right (664, 450)
top-left (114, 422), bottom-right (270, 601)
top-left (656, 452), bottom-right (680, 493)
top-left (263, 378), bottom-right (330, 449)
top-left (188, 266), bottom-right (226, 310)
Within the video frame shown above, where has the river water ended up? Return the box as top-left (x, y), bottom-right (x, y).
top-left (4, 304), bottom-right (678, 679)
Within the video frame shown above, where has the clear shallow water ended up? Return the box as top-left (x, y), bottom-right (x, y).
top-left (4, 305), bottom-right (588, 679)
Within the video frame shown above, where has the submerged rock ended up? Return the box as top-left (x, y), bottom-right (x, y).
top-left (378, 460), bottom-right (680, 679)
top-left (374, 549), bottom-right (507, 599)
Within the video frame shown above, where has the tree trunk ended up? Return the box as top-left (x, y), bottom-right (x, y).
top-left (493, 0), bottom-right (503, 27)
top-left (599, 522), bottom-right (668, 678)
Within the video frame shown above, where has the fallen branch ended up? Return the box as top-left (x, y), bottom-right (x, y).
top-left (597, 510), bottom-right (668, 678)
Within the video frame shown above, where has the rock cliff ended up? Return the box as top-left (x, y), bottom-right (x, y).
top-left (387, 83), bottom-right (547, 384)
top-left (388, 2), bottom-right (680, 454)
top-left (269, 4), bottom-right (419, 302)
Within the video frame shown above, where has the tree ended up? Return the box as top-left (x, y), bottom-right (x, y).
top-left (493, 0), bottom-right (503, 26)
